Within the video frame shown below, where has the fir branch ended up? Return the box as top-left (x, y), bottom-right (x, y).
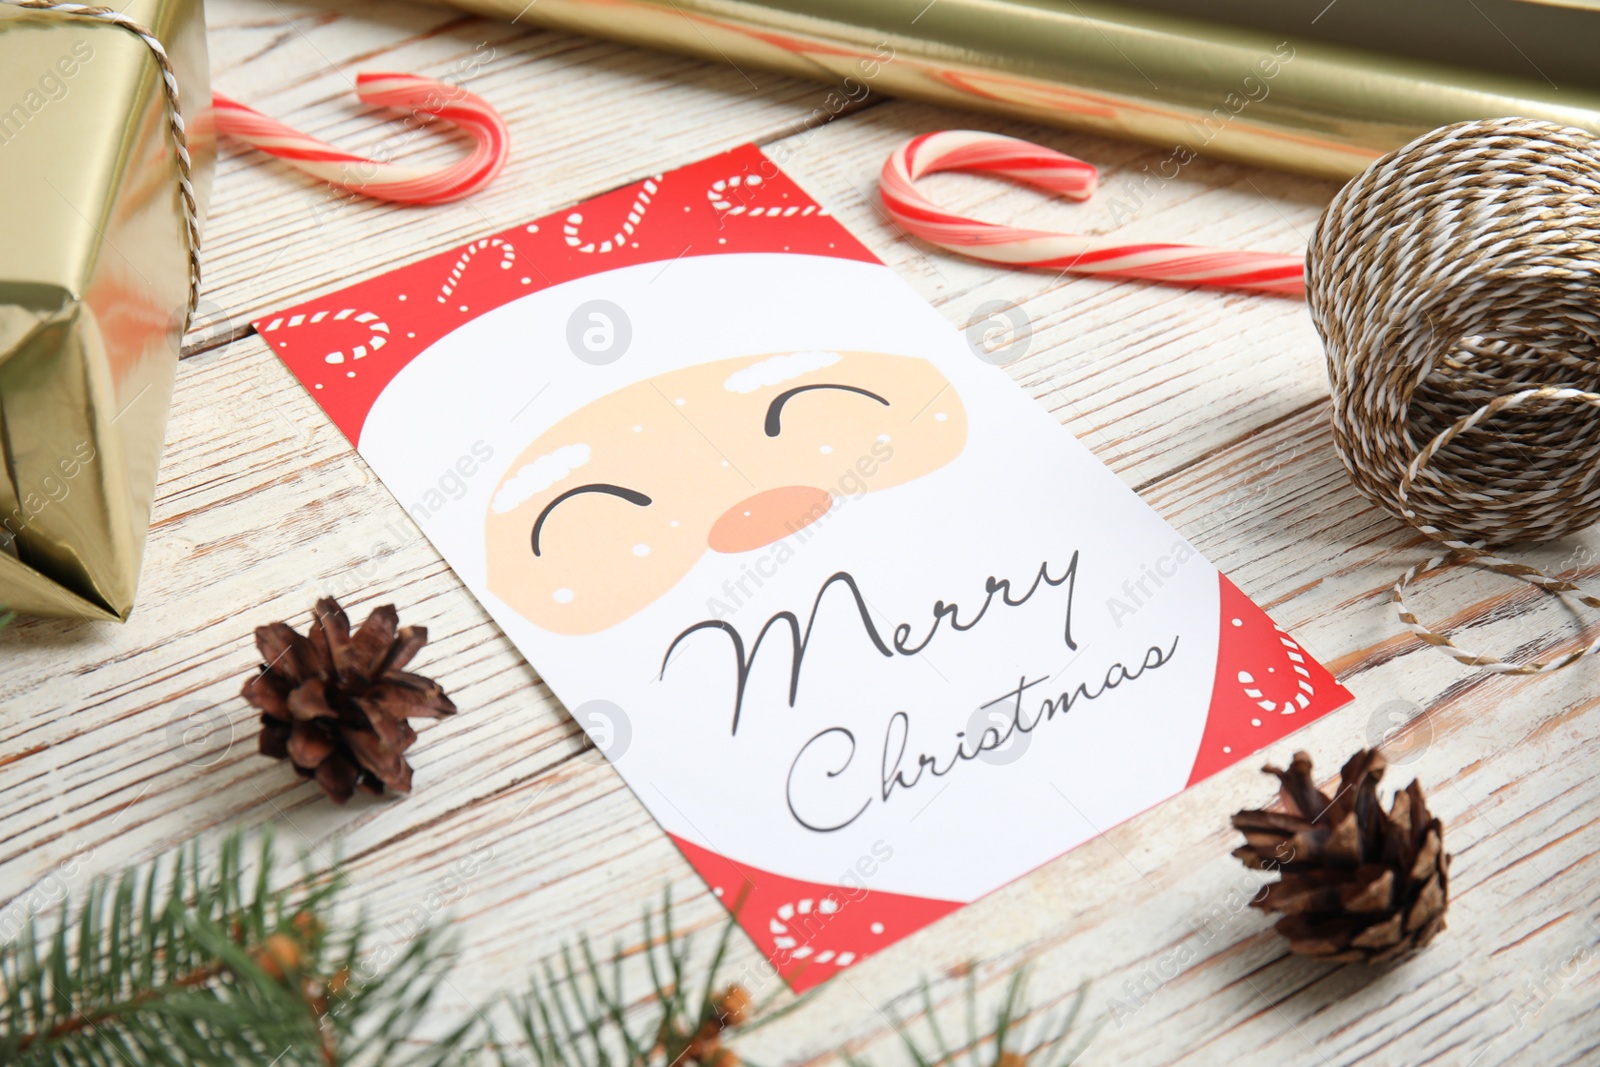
top-left (846, 967), bottom-right (1100, 1067)
top-left (1, 826), bottom-right (1101, 1067)
top-left (0, 828), bottom-right (471, 1067)
top-left (497, 890), bottom-right (752, 1067)
top-left (493, 904), bottom-right (1100, 1067)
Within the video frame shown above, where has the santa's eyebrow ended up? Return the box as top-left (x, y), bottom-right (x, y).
top-left (764, 383), bottom-right (889, 437)
top-left (531, 483), bottom-right (652, 556)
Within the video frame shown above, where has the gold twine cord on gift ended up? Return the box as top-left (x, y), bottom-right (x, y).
top-left (0, 0), bottom-right (202, 325)
top-left (1307, 117), bottom-right (1600, 674)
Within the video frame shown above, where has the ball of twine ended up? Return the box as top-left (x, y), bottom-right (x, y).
top-left (1307, 117), bottom-right (1600, 674)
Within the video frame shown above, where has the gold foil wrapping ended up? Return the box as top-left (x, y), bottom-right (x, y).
top-left (431, 0), bottom-right (1600, 180)
top-left (0, 0), bottom-right (212, 620)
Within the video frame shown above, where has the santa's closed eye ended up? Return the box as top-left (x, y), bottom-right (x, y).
top-left (532, 483), bottom-right (652, 556)
top-left (763, 383), bottom-right (889, 437)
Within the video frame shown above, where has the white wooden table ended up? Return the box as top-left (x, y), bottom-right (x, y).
top-left (5, 2), bottom-right (1600, 1063)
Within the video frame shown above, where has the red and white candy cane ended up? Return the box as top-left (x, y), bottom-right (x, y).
top-left (213, 73), bottom-right (509, 205)
top-left (881, 130), bottom-right (1304, 295)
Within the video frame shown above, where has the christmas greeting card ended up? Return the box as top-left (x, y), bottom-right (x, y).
top-left (260, 144), bottom-right (1351, 993)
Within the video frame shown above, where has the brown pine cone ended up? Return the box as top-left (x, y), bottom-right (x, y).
top-left (1232, 748), bottom-right (1448, 964)
top-left (243, 597), bottom-right (456, 803)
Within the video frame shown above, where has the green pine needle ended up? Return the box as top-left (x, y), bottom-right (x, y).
top-left (498, 889), bottom-right (750, 1067)
top-left (0, 826), bottom-right (1099, 1067)
top-left (0, 827), bottom-right (470, 1067)
top-left (846, 967), bottom-right (1101, 1067)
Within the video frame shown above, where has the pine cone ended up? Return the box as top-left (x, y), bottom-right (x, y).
top-left (243, 597), bottom-right (456, 803)
top-left (1232, 748), bottom-right (1448, 963)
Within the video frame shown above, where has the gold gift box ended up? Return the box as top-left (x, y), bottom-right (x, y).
top-left (430, 0), bottom-right (1600, 180)
top-left (0, 0), bottom-right (213, 620)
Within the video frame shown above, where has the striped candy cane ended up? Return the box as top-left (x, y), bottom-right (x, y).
top-left (881, 130), bottom-right (1304, 295)
top-left (213, 73), bottom-right (509, 205)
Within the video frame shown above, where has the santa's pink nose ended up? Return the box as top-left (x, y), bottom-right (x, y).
top-left (709, 486), bottom-right (833, 553)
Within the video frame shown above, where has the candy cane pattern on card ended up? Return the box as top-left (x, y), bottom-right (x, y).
top-left (880, 130), bottom-right (1304, 295)
top-left (767, 898), bottom-right (857, 966)
top-left (707, 173), bottom-right (828, 218)
top-left (564, 175), bottom-right (662, 253)
top-left (438, 238), bottom-right (516, 303)
top-left (260, 308), bottom-right (391, 365)
top-left (213, 72), bottom-right (509, 205)
top-left (1237, 630), bottom-right (1315, 716)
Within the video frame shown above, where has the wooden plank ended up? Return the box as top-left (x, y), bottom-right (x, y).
top-left (9, 339), bottom-right (1599, 1063)
top-left (3, 6), bottom-right (1598, 1063)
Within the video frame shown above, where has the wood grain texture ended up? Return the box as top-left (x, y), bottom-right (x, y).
top-left (4, 0), bottom-right (1599, 1063)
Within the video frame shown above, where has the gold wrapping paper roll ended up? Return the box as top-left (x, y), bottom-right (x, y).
top-left (0, 0), bottom-right (213, 620)
top-left (429, 0), bottom-right (1600, 180)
